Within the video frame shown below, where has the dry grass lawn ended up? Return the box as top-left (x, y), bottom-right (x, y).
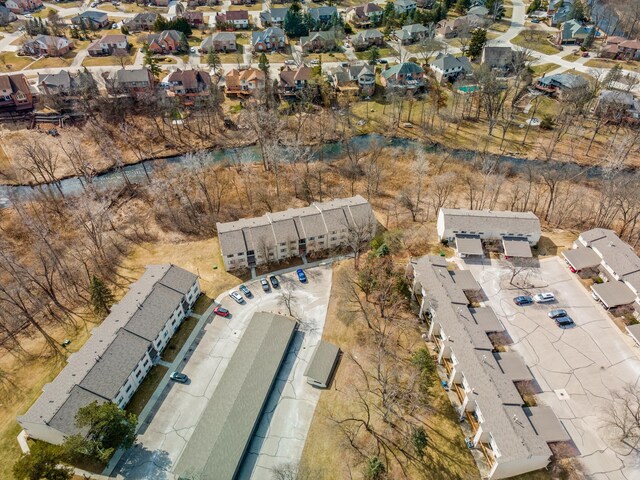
top-left (300, 261), bottom-right (479, 480)
top-left (0, 52), bottom-right (34, 71)
top-left (82, 47), bottom-right (138, 67)
top-left (511, 30), bottom-right (559, 55)
top-left (28, 51), bottom-right (78, 69)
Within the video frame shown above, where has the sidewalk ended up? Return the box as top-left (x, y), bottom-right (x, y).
top-left (251, 253), bottom-right (354, 279)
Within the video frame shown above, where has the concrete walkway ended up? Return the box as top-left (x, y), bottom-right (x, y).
top-left (103, 298), bottom-right (219, 477)
top-left (250, 253), bottom-right (353, 279)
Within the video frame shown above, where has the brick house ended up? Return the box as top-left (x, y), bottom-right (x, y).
top-left (163, 69), bottom-right (212, 105)
top-left (5, 0), bottom-right (41, 14)
top-left (147, 30), bottom-right (186, 54)
top-left (299, 30), bottom-right (336, 52)
top-left (326, 62), bottom-right (375, 96)
top-left (345, 3), bottom-right (383, 27)
top-left (200, 31), bottom-right (237, 52)
top-left (225, 67), bottom-right (265, 95)
top-left (380, 61), bottom-right (426, 90)
top-left (87, 34), bottom-right (129, 56)
top-left (279, 65), bottom-right (312, 96)
top-left (252, 27), bottom-right (286, 52)
top-left (0, 74), bottom-right (34, 112)
top-left (182, 10), bottom-right (204, 27)
top-left (71, 10), bottom-right (109, 29)
top-left (23, 35), bottom-right (73, 57)
top-left (393, 23), bottom-right (429, 45)
top-left (351, 28), bottom-right (383, 51)
top-left (125, 12), bottom-right (159, 32)
top-left (106, 68), bottom-right (155, 97)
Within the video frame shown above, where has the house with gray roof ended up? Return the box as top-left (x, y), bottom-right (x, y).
top-left (18, 265), bottom-right (200, 445)
top-left (564, 229), bottom-right (640, 310)
top-left (393, 23), bottom-right (429, 44)
top-left (481, 45), bottom-right (514, 70)
top-left (300, 30), bottom-right (337, 52)
top-left (325, 61), bottom-right (375, 95)
top-left (308, 5), bottom-right (338, 25)
top-left (125, 11), bottom-right (159, 31)
top-left (37, 70), bottom-right (74, 95)
top-left (71, 10), bottom-right (109, 28)
top-left (259, 6), bottom-right (289, 27)
top-left (352, 28), bottom-right (384, 51)
top-left (429, 52), bottom-right (471, 82)
top-left (535, 72), bottom-right (588, 98)
top-left (0, 5), bottom-right (17, 25)
top-left (437, 208), bottom-right (541, 258)
top-left (557, 19), bottom-right (597, 44)
top-left (380, 61), bottom-right (426, 90)
top-left (200, 31), bottom-right (237, 52)
top-left (394, 0), bottom-right (416, 15)
top-left (217, 195), bottom-right (375, 271)
top-left (408, 255), bottom-right (568, 479)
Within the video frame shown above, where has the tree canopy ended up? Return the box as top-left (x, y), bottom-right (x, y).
top-left (13, 442), bottom-right (72, 480)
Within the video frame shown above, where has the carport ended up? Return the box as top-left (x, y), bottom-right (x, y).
top-left (470, 307), bottom-right (504, 333)
top-left (625, 324), bottom-right (640, 347)
top-left (502, 236), bottom-right (532, 258)
top-left (562, 247), bottom-right (601, 271)
top-left (591, 281), bottom-right (636, 309)
top-left (523, 406), bottom-right (571, 443)
top-left (450, 270), bottom-right (480, 291)
top-left (455, 234), bottom-right (483, 257)
top-left (494, 352), bottom-right (533, 382)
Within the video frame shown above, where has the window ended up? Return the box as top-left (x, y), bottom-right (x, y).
top-left (143, 359), bottom-right (149, 368)
top-left (309, 237), bottom-right (315, 240)
top-left (136, 370), bottom-right (142, 378)
top-left (227, 254), bottom-right (234, 258)
top-left (126, 385), bottom-right (132, 393)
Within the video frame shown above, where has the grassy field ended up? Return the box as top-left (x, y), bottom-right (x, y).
top-left (82, 47), bottom-right (138, 67)
top-left (33, 7), bottom-right (56, 18)
top-left (512, 30), bottom-right (560, 55)
top-left (125, 365), bottom-right (168, 416)
top-left (28, 50), bottom-right (78, 69)
top-left (52, 0), bottom-right (83, 7)
top-left (201, 46), bottom-right (245, 64)
top-left (355, 46), bottom-right (397, 60)
top-left (304, 51), bottom-right (348, 62)
top-left (0, 52), bottom-right (33, 71)
top-left (531, 62), bottom-right (560, 76)
top-left (229, 2), bottom-right (262, 10)
top-left (585, 57), bottom-right (640, 73)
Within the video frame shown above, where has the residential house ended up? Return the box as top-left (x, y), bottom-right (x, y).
top-left (252, 27), bottom-right (286, 52)
top-left (563, 229), bottom-right (640, 310)
top-left (18, 265), bottom-right (200, 446)
top-left (217, 195), bottom-right (375, 270)
top-left (352, 28), bottom-right (384, 51)
top-left (200, 31), bottom-right (237, 52)
top-left (0, 5), bottom-right (17, 25)
top-left (468, 5), bottom-right (489, 16)
top-left (23, 35), bottom-right (73, 57)
top-left (379, 61), bottom-right (426, 90)
top-left (416, 0), bottom-right (436, 6)
top-left (216, 10), bottom-right (250, 29)
top-left (481, 45), bottom-right (514, 70)
top-left (394, 0), bottom-right (417, 15)
top-left (599, 36), bottom-right (625, 59)
top-left (259, 7), bottom-right (289, 27)
top-left (5, 0), bottom-right (41, 14)
top-left (300, 30), bottom-right (336, 52)
top-left (345, 3), bottom-right (383, 28)
top-left (106, 68), bottom-right (155, 97)
top-left (308, 6), bottom-right (338, 26)
top-left (279, 65), bottom-right (313, 96)
top-left (125, 12), bottom-right (159, 32)
top-left (71, 10), bottom-right (110, 29)
top-left (436, 15), bottom-right (483, 38)
top-left (225, 67), bottom-right (265, 95)
top-left (437, 208), bottom-right (541, 258)
top-left (163, 69), bottom-right (212, 105)
top-left (408, 255), bottom-right (567, 479)
top-left (37, 70), bottom-right (74, 96)
top-left (557, 19), bottom-right (597, 44)
top-left (548, 0), bottom-right (573, 26)
top-left (595, 90), bottom-right (640, 120)
top-left (534, 73), bottom-right (588, 98)
top-left (230, 0), bottom-right (255, 4)
top-left (618, 39), bottom-right (640, 60)
top-left (147, 30), bottom-right (186, 54)
top-left (87, 34), bottom-right (129, 56)
top-left (151, 0), bottom-right (169, 6)
top-left (393, 23), bottom-right (429, 45)
top-left (429, 52), bottom-right (471, 82)
top-left (0, 74), bottom-right (34, 112)
top-left (325, 62), bottom-right (375, 95)
top-left (182, 10), bottom-right (204, 27)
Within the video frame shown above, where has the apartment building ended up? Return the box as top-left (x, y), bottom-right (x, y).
top-left (408, 255), bottom-right (569, 479)
top-left (217, 195), bottom-right (375, 271)
top-left (563, 228), bottom-right (640, 310)
top-left (18, 265), bottom-right (200, 445)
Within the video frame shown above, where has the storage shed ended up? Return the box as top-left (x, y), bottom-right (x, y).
top-left (304, 341), bottom-right (340, 388)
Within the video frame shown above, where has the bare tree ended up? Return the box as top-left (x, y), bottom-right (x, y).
top-left (604, 383), bottom-right (640, 453)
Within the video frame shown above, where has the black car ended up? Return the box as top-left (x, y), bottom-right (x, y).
top-left (269, 275), bottom-right (279, 288)
top-left (548, 309), bottom-right (567, 319)
top-left (555, 316), bottom-right (575, 328)
top-left (261, 278), bottom-right (270, 292)
top-left (170, 372), bottom-right (188, 383)
top-left (513, 296), bottom-right (533, 306)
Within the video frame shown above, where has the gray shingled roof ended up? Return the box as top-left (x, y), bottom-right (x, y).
top-left (175, 312), bottom-right (296, 479)
top-left (304, 340), bottom-right (339, 386)
top-left (440, 208), bottom-right (540, 237)
top-left (48, 386), bottom-right (108, 436)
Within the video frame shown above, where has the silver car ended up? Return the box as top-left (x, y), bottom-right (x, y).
top-left (229, 291), bottom-right (243, 304)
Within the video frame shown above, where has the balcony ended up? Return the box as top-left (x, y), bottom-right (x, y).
top-left (443, 357), bottom-right (454, 376)
top-left (453, 382), bottom-right (465, 404)
top-left (465, 410), bottom-right (479, 433)
top-left (479, 442), bottom-right (496, 468)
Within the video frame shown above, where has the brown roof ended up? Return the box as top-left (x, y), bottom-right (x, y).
top-left (221, 10), bottom-right (248, 20)
top-left (279, 65), bottom-right (312, 86)
top-left (0, 74), bottom-right (30, 97)
top-left (167, 68), bottom-right (211, 89)
top-left (606, 36), bottom-right (626, 45)
top-left (620, 39), bottom-right (640, 49)
top-left (0, 75), bottom-right (10, 91)
top-left (226, 67), bottom-right (265, 89)
top-left (100, 34), bottom-right (127, 43)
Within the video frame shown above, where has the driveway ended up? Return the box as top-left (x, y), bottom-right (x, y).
top-left (462, 256), bottom-right (640, 480)
top-left (114, 265), bottom-right (333, 480)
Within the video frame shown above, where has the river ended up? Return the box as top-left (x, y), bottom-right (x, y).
top-left (0, 134), bottom-right (617, 207)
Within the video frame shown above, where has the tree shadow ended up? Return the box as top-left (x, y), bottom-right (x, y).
top-left (115, 445), bottom-right (172, 480)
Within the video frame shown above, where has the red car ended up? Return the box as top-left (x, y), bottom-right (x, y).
top-left (214, 305), bottom-right (229, 317)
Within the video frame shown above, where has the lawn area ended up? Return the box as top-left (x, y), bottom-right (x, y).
top-left (53, 0), bottom-right (83, 7)
top-left (236, 33), bottom-right (250, 45)
top-left (355, 46), bottom-right (397, 60)
top-left (161, 316), bottom-right (200, 363)
top-left (98, 3), bottom-right (160, 13)
top-left (229, 2), bottom-right (262, 10)
top-left (195, 4), bottom-right (223, 11)
top-left (201, 46), bottom-right (245, 64)
top-left (304, 51), bottom-right (348, 62)
top-left (511, 30), bottom-right (560, 55)
top-left (585, 57), bottom-right (640, 73)
top-left (82, 47), bottom-right (138, 66)
top-left (158, 56), bottom-right (178, 64)
top-left (28, 50), bottom-right (78, 69)
top-left (299, 261), bottom-right (480, 479)
top-left (531, 62), bottom-right (560, 76)
top-left (33, 7), bottom-right (56, 18)
top-left (256, 46), bottom-right (293, 62)
top-left (489, 19), bottom-right (511, 33)
top-left (0, 52), bottom-right (33, 71)
top-left (562, 52), bottom-right (582, 62)
top-left (125, 365), bottom-right (169, 416)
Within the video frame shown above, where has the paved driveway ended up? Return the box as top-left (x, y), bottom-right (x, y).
top-left (114, 265), bottom-right (333, 480)
top-left (463, 256), bottom-right (640, 480)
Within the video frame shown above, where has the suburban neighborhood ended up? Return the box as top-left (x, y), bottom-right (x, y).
top-left (2, 0), bottom-right (640, 478)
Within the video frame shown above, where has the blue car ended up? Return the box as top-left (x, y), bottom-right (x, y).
top-left (296, 269), bottom-right (307, 282)
top-left (513, 295), bottom-right (533, 306)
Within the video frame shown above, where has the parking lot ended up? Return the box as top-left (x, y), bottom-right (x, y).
top-left (463, 256), bottom-right (640, 480)
top-left (114, 265), bottom-right (333, 480)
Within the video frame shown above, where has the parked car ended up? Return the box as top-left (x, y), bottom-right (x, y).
top-left (269, 275), bottom-right (279, 288)
top-left (582, 51), bottom-right (589, 57)
top-left (261, 278), bottom-right (270, 292)
top-left (533, 292), bottom-right (555, 303)
top-left (239, 284), bottom-right (252, 297)
top-left (309, 59), bottom-right (320, 65)
top-left (548, 309), bottom-right (567, 319)
top-left (24, 13), bottom-right (33, 18)
top-left (170, 372), bottom-right (188, 383)
top-left (555, 316), bottom-right (575, 328)
top-left (531, 18), bottom-right (540, 23)
top-left (229, 291), bottom-right (244, 303)
top-left (591, 290), bottom-right (600, 301)
top-left (190, 47), bottom-right (197, 53)
top-left (213, 305), bottom-right (229, 317)
top-left (568, 265), bottom-right (576, 273)
top-left (284, 59), bottom-right (296, 65)
top-left (513, 295), bottom-right (533, 306)
top-left (296, 269), bottom-right (307, 282)
top-left (378, 59), bottom-right (388, 64)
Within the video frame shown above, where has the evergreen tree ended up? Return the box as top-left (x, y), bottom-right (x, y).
top-left (207, 50), bottom-right (222, 75)
top-left (383, 1), bottom-right (396, 27)
top-left (284, 0), bottom-right (308, 37)
top-left (468, 28), bottom-right (487, 60)
top-left (154, 15), bottom-right (170, 32)
top-left (583, 27), bottom-right (595, 48)
top-left (411, 426), bottom-right (428, 458)
top-left (526, 0), bottom-right (541, 14)
top-left (89, 276), bottom-right (114, 318)
top-left (178, 32), bottom-right (189, 53)
top-left (454, 0), bottom-right (470, 13)
top-left (368, 45), bottom-right (380, 65)
top-left (13, 443), bottom-right (72, 480)
top-left (570, 0), bottom-right (586, 21)
top-left (171, 17), bottom-right (192, 36)
top-left (258, 52), bottom-right (270, 74)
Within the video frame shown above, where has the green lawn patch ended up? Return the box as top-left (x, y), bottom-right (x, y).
top-left (162, 316), bottom-right (200, 363)
top-left (512, 30), bottom-right (560, 55)
top-left (125, 365), bottom-right (169, 417)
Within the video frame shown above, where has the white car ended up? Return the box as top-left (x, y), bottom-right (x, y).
top-left (309, 59), bottom-right (320, 65)
top-left (284, 59), bottom-right (296, 66)
top-left (229, 291), bottom-right (244, 304)
top-left (24, 13), bottom-right (33, 18)
top-left (533, 292), bottom-right (555, 303)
